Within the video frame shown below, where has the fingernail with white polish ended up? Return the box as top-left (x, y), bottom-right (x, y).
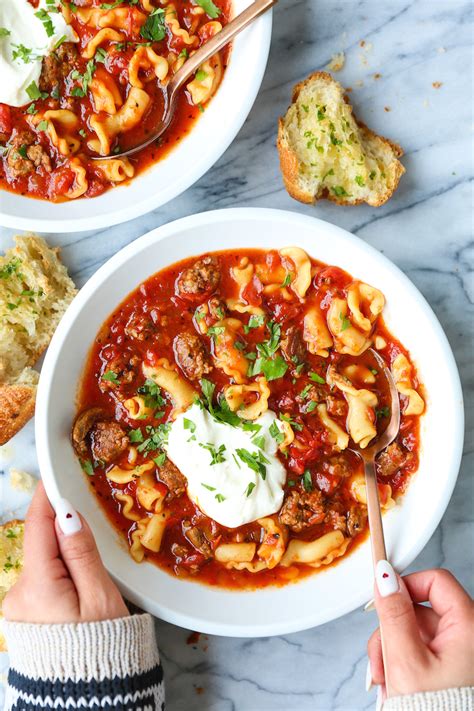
top-left (375, 687), bottom-right (383, 711)
top-left (364, 598), bottom-right (375, 612)
top-left (375, 559), bottom-right (399, 597)
top-left (365, 660), bottom-right (373, 692)
top-left (56, 498), bottom-right (82, 536)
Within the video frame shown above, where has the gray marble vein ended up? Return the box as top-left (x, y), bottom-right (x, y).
top-left (1, 0), bottom-right (473, 709)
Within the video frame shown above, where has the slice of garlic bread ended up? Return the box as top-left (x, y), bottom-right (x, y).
top-left (278, 72), bottom-right (405, 206)
top-left (0, 519), bottom-right (25, 652)
top-left (0, 235), bottom-right (76, 444)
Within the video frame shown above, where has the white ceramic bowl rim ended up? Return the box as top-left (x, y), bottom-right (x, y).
top-left (36, 208), bottom-right (464, 637)
top-left (0, 4), bottom-right (272, 233)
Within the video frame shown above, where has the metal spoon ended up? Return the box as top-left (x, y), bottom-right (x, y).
top-left (98, 0), bottom-right (278, 160)
top-left (350, 347), bottom-right (401, 698)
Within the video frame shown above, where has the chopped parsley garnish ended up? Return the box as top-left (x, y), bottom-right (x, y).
top-left (5, 528), bottom-right (17, 539)
top-left (309, 371), bottom-right (325, 384)
top-left (35, 9), bottom-right (55, 37)
top-left (37, 119), bottom-right (49, 132)
top-left (245, 482), bottom-right (256, 497)
top-left (243, 313), bottom-right (264, 334)
top-left (339, 312), bottom-right (351, 331)
top-left (53, 34), bottom-right (67, 49)
top-left (26, 103), bottom-right (38, 114)
top-left (369, 170), bottom-right (376, 180)
top-left (281, 273), bottom-right (292, 287)
top-left (102, 370), bottom-right (120, 385)
top-left (13, 44), bottom-right (41, 64)
top-left (235, 448), bottom-right (268, 480)
top-left (17, 145), bottom-right (28, 159)
top-left (137, 423), bottom-right (171, 453)
top-left (355, 175), bottom-right (365, 187)
top-left (198, 378), bottom-right (242, 427)
top-left (195, 0), bottom-right (221, 18)
top-left (371, 368), bottom-right (378, 375)
top-left (0, 28), bottom-right (11, 38)
top-left (153, 452), bottom-right (167, 466)
top-left (0, 257), bottom-right (23, 280)
top-left (317, 105), bottom-right (326, 121)
top-left (78, 128), bottom-right (87, 138)
top-left (306, 400), bottom-right (318, 413)
top-left (299, 384), bottom-right (312, 399)
top-left (183, 418), bottom-right (196, 433)
top-left (178, 48), bottom-right (189, 59)
top-left (71, 60), bottom-right (96, 97)
top-left (95, 47), bottom-right (108, 64)
top-left (376, 406), bottom-right (390, 419)
top-left (3, 556), bottom-right (19, 573)
top-left (201, 482), bottom-right (216, 491)
top-left (140, 7), bottom-right (166, 41)
top-left (137, 378), bottom-right (166, 413)
top-left (332, 185), bottom-right (350, 197)
top-left (195, 69), bottom-right (208, 82)
top-left (302, 469), bottom-right (313, 492)
top-left (215, 493), bottom-right (226, 503)
top-left (251, 434), bottom-right (266, 450)
top-left (322, 168), bottom-right (335, 181)
top-left (279, 413), bottom-right (303, 431)
top-left (207, 324), bottom-right (225, 339)
top-left (81, 459), bottom-right (94, 476)
top-left (242, 422), bottom-right (261, 434)
top-left (269, 420), bottom-right (284, 444)
top-left (199, 442), bottom-right (226, 465)
top-left (128, 428), bottom-right (144, 443)
top-left (250, 320), bottom-right (288, 382)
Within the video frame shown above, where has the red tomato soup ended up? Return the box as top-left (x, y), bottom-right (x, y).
top-left (73, 249), bottom-right (424, 590)
top-left (0, 0), bottom-right (231, 201)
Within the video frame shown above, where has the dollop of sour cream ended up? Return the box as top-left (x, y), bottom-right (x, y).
top-left (0, 0), bottom-right (77, 107)
top-left (167, 404), bottom-right (287, 528)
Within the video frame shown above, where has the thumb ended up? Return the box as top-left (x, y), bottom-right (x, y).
top-left (54, 498), bottom-right (122, 617)
top-left (375, 560), bottom-right (429, 670)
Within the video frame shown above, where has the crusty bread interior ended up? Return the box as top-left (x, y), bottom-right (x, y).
top-left (277, 71), bottom-right (405, 206)
top-left (0, 519), bottom-right (25, 652)
top-left (0, 235), bottom-right (76, 444)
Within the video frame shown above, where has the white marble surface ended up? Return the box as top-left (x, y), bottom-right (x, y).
top-left (1, 0), bottom-right (473, 708)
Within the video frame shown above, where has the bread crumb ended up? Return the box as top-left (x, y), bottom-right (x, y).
top-left (432, 81), bottom-right (443, 89)
top-left (373, 73), bottom-right (382, 80)
top-left (384, 106), bottom-right (391, 112)
top-left (0, 444), bottom-right (14, 462)
top-left (9, 468), bottom-right (37, 494)
top-left (326, 52), bottom-right (345, 72)
top-left (359, 40), bottom-right (366, 48)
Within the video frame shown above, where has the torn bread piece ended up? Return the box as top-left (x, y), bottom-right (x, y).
top-left (9, 468), bottom-right (38, 494)
top-left (277, 71), bottom-right (405, 206)
top-left (0, 519), bottom-right (25, 652)
top-left (0, 235), bottom-right (76, 445)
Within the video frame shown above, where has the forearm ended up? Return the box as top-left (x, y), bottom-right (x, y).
top-left (4, 613), bottom-right (165, 710)
top-left (383, 687), bottom-right (474, 711)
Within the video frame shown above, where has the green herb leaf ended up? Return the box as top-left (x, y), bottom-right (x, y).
top-left (26, 103), bottom-right (37, 114)
top-left (81, 459), bottom-right (94, 476)
top-left (376, 406), bottom-right (390, 419)
top-left (26, 81), bottom-right (48, 100)
top-left (5, 528), bottom-right (17, 539)
top-left (243, 313), bottom-right (265, 334)
top-left (201, 482), bottom-right (216, 491)
top-left (195, 68), bottom-right (208, 81)
top-left (281, 273), bottom-right (292, 287)
top-left (35, 9), bottom-right (55, 37)
top-left (199, 442), bottom-right (226, 465)
top-left (102, 370), bottom-right (120, 385)
top-left (215, 493), bottom-right (226, 503)
top-left (309, 371), bottom-right (325, 384)
top-left (332, 185), bottom-right (350, 197)
top-left (95, 46), bottom-right (108, 64)
top-left (269, 420), bottom-right (284, 444)
top-left (306, 400), bottom-right (318, 413)
top-left (245, 482), bottom-right (256, 497)
top-left (302, 469), bottom-right (313, 491)
top-left (279, 413), bottom-right (303, 431)
top-left (183, 417), bottom-right (196, 433)
top-left (235, 448), bottom-right (268, 480)
top-left (339, 312), bottom-right (351, 331)
top-left (0, 28), bottom-right (11, 38)
top-left (37, 119), bottom-right (49, 131)
top-left (195, 0), bottom-right (221, 19)
top-left (129, 428), bottom-right (144, 443)
top-left (355, 175), bottom-right (365, 187)
top-left (153, 452), bottom-right (166, 466)
top-left (140, 7), bottom-right (166, 41)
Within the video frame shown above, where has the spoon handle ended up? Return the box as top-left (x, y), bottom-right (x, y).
top-left (364, 457), bottom-right (394, 698)
top-left (169, 0), bottom-right (278, 95)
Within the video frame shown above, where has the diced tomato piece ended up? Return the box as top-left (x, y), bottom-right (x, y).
top-left (49, 167), bottom-right (75, 197)
top-left (241, 275), bottom-right (263, 306)
top-left (314, 266), bottom-right (349, 289)
top-left (85, 178), bottom-right (107, 198)
top-left (0, 104), bottom-right (12, 135)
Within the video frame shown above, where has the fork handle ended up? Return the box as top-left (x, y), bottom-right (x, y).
top-left (364, 458), bottom-right (394, 698)
top-left (169, 0), bottom-right (278, 96)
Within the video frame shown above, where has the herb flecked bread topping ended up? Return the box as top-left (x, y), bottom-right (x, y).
top-left (0, 235), bottom-right (76, 444)
top-left (277, 72), bottom-right (405, 206)
top-left (0, 519), bottom-right (25, 652)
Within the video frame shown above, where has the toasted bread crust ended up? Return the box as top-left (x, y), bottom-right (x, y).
top-left (277, 71), bottom-right (405, 207)
top-left (0, 383), bottom-right (37, 445)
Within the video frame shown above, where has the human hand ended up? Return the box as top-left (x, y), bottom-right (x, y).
top-left (367, 563), bottom-right (474, 698)
top-left (3, 482), bottom-right (129, 624)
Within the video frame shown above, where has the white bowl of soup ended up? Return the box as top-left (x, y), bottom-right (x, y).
top-left (36, 208), bottom-right (464, 636)
top-left (0, 0), bottom-right (272, 232)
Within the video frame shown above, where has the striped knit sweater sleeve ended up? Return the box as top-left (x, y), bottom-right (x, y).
top-left (3, 613), bottom-right (165, 710)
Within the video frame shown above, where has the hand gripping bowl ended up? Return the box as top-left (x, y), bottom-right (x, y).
top-left (0, 2), bottom-right (272, 233)
top-left (36, 208), bottom-right (464, 636)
